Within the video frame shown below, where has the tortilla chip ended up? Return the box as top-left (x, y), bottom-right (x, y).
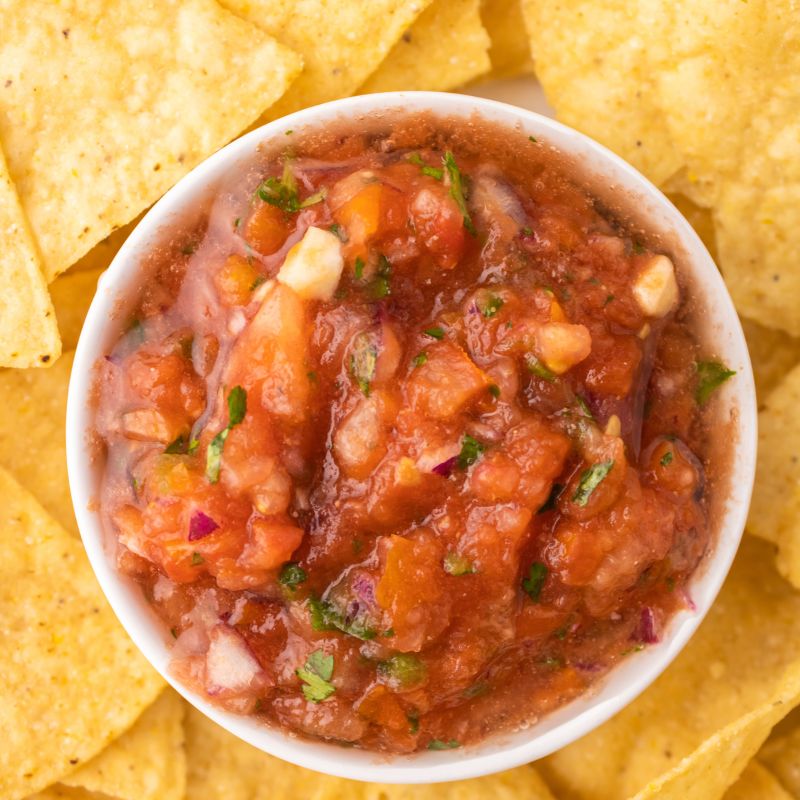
top-left (539, 537), bottom-right (800, 799)
top-left (632, 666), bottom-right (800, 799)
top-left (748, 363), bottom-right (800, 574)
top-left (184, 703), bottom-right (556, 799)
top-left (25, 789), bottom-right (106, 800)
top-left (523, 0), bottom-right (800, 335)
top-left (359, 0), bottom-right (491, 93)
top-left (0, 467), bottom-right (164, 800)
top-left (723, 761), bottom-right (793, 800)
top-left (61, 690), bottom-right (185, 800)
top-left (481, 0), bottom-right (534, 79)
top-left (739, 318), bottom-right (800, 402)
top-left (0, 0), bottom-right (301, 281)
top-left (759, 716), bottom-right (800, 797)
top-left (0, 143), bottom-right (60, 368)
top-left (50, 270), bottom-right (103, 352)
top-left (0, 351), bottom-right (76, 535)
top-left (67, 217), bottom-right (139, 274)
top-left (222, 0), bottom-right (434, 119)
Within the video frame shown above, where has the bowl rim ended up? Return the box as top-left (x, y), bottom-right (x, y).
top-left (66, 90), bottom-right (757, 784)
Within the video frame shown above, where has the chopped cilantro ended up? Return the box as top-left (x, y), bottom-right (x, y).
top-left (604, 294), bottom-right (615, 306)
top-left (170, 627), bottom-right (178, 639)
top-left (522, 225), bottom-right (533, 236)
top-left (181, 242), bottom-right (197, 256)
top-left (660, 450), bottom-right (674, 467)
top-left (379, 653), bottom-right (427, 688)
top-left (296, 650), bottom-right (335, 703)
top-left (695, 360), bottom-right (736, 405)
top-left (575, 395), bottom-right (594, 420)
top-left (329, 223), bottom-right (347, 242)
top-left (621, 644), bottom-right (645, 656)
top-left (187, 438), bottom-right (200, 455)
top-left (309, 598), bottom-right (376, 641)
top-left (442, 151), bottom-right (476, 236)
top-left (481, 295), bottom-right (504, 317)
top-left (279, 563), bottom-right (307, 588)
top-left (354, 256), bottom-right (365, 281)
top-left (488, 383), bottom-right (501, 399)
top-left (523, 562), bottom-right (548, 601)
top-left (349, 332), bottom-right (378, 396)
top-left (529, 135), bottom-right (538, 143)
top-left (382, 627), bottom-right (395, 638)
top-left (538, 482), bottom-right (564, 514)
top-left (463, 682), bottom-right (488, 699)
top-left (368, 255), bottom-right (392, 299)
top-left (250, 274), bottom-right (267, 291)
top-left (408, 152), bottom-right (443, 180)
top-left (572, 460), bottom-right (614, 507)
top-left (206, 386), bottom-right (247, 483)
top-left (555, 623), bottom-right (570, 640)
top-left (424, 326), bottom-right (445, 340)
top-left (307, 370), bottom-right (318, 384)
top-left (407, 712), bottom-right (420, 734)
top-left (444, 552), bottom-right (475, 576)
top-left (191, 552), bottom-right (204, 566)
top-left (233, 216), bottom-right (241, 230)
top-left (256, 160), bottom-right (326, 213)
top-left (457, 434), bottom-right (485, 469)
top-left (285, 129), bottom-right (294, 135)
top-left (428, 739), bottom-right (460, 751)
top-left (412, 351), bottom-right (429, 368)
top-left (666, 576), bottom-right (676, 592)
top-left (632, 241), bottom-right (646, 255)
top-left (526, 355), bottom-right (556, 382)
top-left (165, 433), bottom-right (190, 455)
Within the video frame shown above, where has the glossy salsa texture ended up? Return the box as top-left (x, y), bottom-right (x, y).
top-left (95, 116), bottom-right (713, 752)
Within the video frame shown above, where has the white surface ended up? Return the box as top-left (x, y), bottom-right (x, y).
top-left (66, 91), bottom-right (757, 785)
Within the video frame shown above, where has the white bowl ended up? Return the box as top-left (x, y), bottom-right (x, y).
top-left (66, 91), bottom-right (757, 784)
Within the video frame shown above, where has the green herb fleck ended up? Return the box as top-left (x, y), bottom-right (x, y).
top-left (250, 274), bottom-right (267, 291)
top-left (573, 460), bottom-right (614, 507)
top-left (604, 294), bottom-right (615, 306)
top-left (279, 563), bottom-right (307, 588)
top-left (457, 434), bottom-right (485, 470)
top-left (233, 216), bottom-right (241, 230)
top-left (660, 450), bottom-right (674, 467)
top-left (191, 552), bottom-right (204, 566)
top-left (522, 225), bottom-right (533, 236)
top-left (621, 644), bottom-right (645, 656)
top-left (382, 627), bottom-right (395, 638)
top-left (424, 326), bottom-right (445, 340)
top-left (379, 653), bottom-right (427, 688)
top-left (170, 627), bottom-right (178, 639)
top-left (329, 223), bottom-right (347, 242)
top-left (412, 351), bottom-right (429, 369)
top-left (428, 739), bottom-right (460, 751)
top-left (206, 386), bottom-right (247, 484)
top-left (165, 433), bottom-right (190, 455)
top-left (666, 576), bottom-right (676, 592)
top-left (442, 151), bottom-right (476, 236)
top-left (488, 383), bottom-right (501, 399)
top-left (529, 135), bottom-right (538, 143)
top-left (181, 242), bottom-right (198, 256)
top-left (632, 241), bottom-right (646, 255)
top-left (354, 256), bottom-right (365, 281)
top-left (408, 152), bottom-right (443, 180)
top-left (349, 332), bottom-right (378, 396)
top-left (575, 395), bottom-right (594, 420)
top-left (526, 355), bottom-right (556, 382)
top-left (444, 552), bottom-right (475, 576)
top-left (463, 682), bottom-right (488, 699)
top-left (522, 562), bottom-right (548, 602)
top-left (368, 254), bottom-right (392, 299)
top-left (538, 482), bottom-right (563, 514)
top-left (296, 650), bottom-right (335, 703)
top-left (407, 712), bottom-right (420, 734)
top-left (256, 159), bottom-right (326, 213)
top-left (481, 295), bottom-right (504, 318)
top-left (309, 598), bottom-right (376, 641)
top-left (695, 360), bottom-right (736, 405)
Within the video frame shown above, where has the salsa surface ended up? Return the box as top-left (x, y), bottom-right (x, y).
top-left (95, 114), bottom-right (717, 752)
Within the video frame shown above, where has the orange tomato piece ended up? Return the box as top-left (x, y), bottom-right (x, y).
top-left (245, 203), bottom-right (287, 255)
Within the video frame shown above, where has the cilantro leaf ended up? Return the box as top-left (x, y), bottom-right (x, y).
top-left (165, 433), bottom-right (190, 455)
top-left (457, 434), bottom-right (485, 469)
top-left (206, 386), bottom-right (247, 483)
top-left (378, 653), bottom-right (427, 688)
top-left (572, 460), bottom-right (614, 507)
top-left (526, 354), bottom-right (556, 382)
top-left (695, 360), bottom-right (736, 405)
top-left (660, 450), bottom-right (674, 467)
top-left (428, 739), bottom-right (460, 750)
top-left (296, 650), bottom-right (335, 703)
top-left (442, 151), bottom-right (476, 236)
top-left (424, 326), bottom-right (445, 340)
top-left (481, 295), bottom-right (504, 318)
top-left (412, 351), bottom-right (428, 368)
top-left (308, 598), bottom-right (377, 641)
top-left (408, 152), bottom-right (443, 180)
top-left (279, 563), bottom-right (307, 588)
top-left (523, 562), bottom-right (548, 601)
top-left (256, 160), bottom-right (326, 213)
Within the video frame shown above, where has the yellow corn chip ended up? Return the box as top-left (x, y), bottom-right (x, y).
top-left (0, 143), bottom-right (60, 368)
top-left (222, 0), bottom-right (434, 119)
top-left (632, 666), bottom-right (800, 800)
top-left (0, 467), bottom-right (164, 800)
top-left (481, 0), bottom-right (534, 79)
top-left (739, 318), bottom-right (800, 402)
top-left (539, 537), bottom-right (800, 799)
top-left (25, 788), bottom-right (106, 800)
top-left (759, 718), bottom-right (800, 797)
top-left (50, 270), bottom-right (103, 352)
top-left (67, 218), bottom-right (139, 274)
top-left (0, 0), bottom-right (301, 281)
top-left (724, 761), bottom-right (793, 800)
top-left (0, 351), bottom-right (76, 535)
top-left (61, 690), bottom-right (185, 800)
top-left (184, 703), bottom-right (556, 799)
top-left (360, 0), bottom-right (491, 93)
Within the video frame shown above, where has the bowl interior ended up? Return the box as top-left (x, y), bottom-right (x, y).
top-left (66, 91), bottom-right (757, 784)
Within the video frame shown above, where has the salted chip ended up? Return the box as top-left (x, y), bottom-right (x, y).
top-left (50, 270), bottom-right (103, 351)
top-left (759, 709), bottom-right (800, 795)
top-left (0, 0), bottom-right (301, 281)
top-left (184, 704), bottom-right (556, 799)
top-left (539, 537), bottom-right (800, 799)
top-left (632, 665), bottom-right (800, 799)
top-left (521, 0), bottom-right (683, 186)
top-left (0, 351), bottom-right (76, 535)
top-left (723, 761), bottom-right (793, 800)
top-left (739, 318), bottom-right (800, 401)
top-left (67, 218), bottom-right (139, 274)
top-left (0, 143), bottom-right (60, 368)
top-left (0, 468), bottom-right (164, 800)
top-left (25, 788), bottom-right (106, 800)
top-left (221, 0), bottom-right (434, 119)
top-left (359, 0), bottom-right (491, 93)
top-left (61, 690), bottom-right (185, 800)
top-left (481, 0), bottom-right (534, 79)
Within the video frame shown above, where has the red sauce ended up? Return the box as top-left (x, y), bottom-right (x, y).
top-left (94, 114), bottom-right (714, 752)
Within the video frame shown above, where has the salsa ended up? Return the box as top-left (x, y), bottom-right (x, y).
top-left (94, 114), bottom-right (730, 753)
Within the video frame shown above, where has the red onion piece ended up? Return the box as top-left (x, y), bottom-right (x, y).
top-left (188, 510), bottom-right (219, 541)
top-left (634, 606), bottom-right (660, 644)
top-left (432, 456), bottom-right (457, 477)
